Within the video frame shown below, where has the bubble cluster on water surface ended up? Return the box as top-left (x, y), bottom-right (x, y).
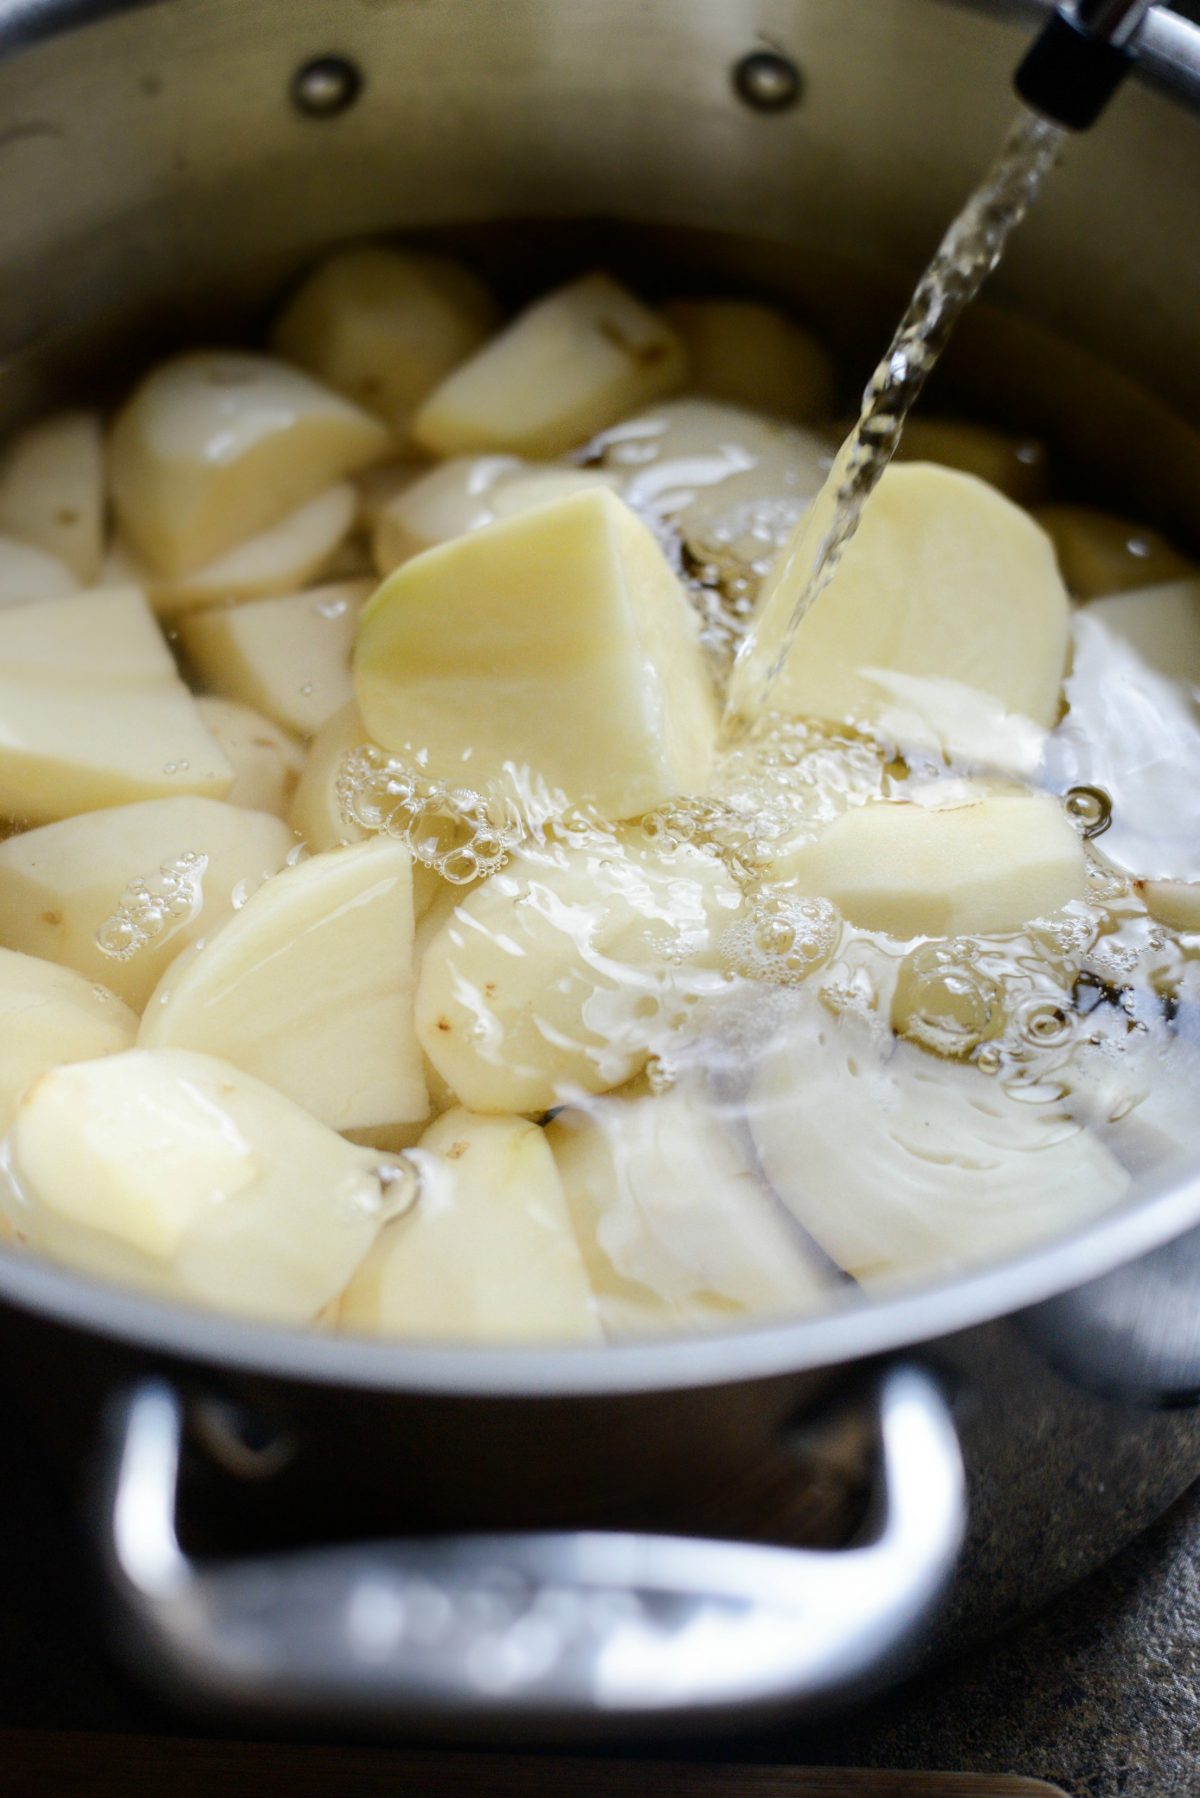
top-left (336, 745), bottom-right (525, 883)
top-left (722, 895), bottom-right (841, 987)
top-left (891, 939), bottom-right (1004, 1059)
top-left (95, 851), bottom-right (208, 960)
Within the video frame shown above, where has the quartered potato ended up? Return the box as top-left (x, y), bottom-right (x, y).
top-left (110, 351), bottom-right (391, 576)
top-left (660, 298), bottom-right (836, 423)
top-left (0, 537), bottom-right (81, 606)
top-left (1032, 502), bottom-right (1195, 598)
top-left (112, 481), bottom-right (358, 617)
top-left (733, 460), bottom-right (1070, 733)
top-left (893, 417), bottom-right (1048, 505)
top-left (288, 699), bottom-right (372, 851)
top-left (371, 456), bottom-right (620, 575)
top-left (748, 1010), bottom-right (1130, 1288)
top-left (0, 1048), bottom-right (392, 1321)
top-left (0, 948), bottom-right (136, 1134)
top-left (141, 837), bottom-right (426, 1132)
top-left (415, 831), bottom-right (740, 1114)
top-left (337, 1108), bottom-right (600, 1343)
top-left (0, 796), bottom-right (296, 1009)
top-left (771, 790), bottom-right (1086, 939)
top-left (1138, 878), bottom-right (1200, 932)
top-left (272, 246), bottom-right (499, 436)
top-left (1084, 578), bottom-right (1200, 686)
top-left (195, 698), bottom-right (304, 818)
top-left (547, 1079), bottom-right (835, 1337)
top-left (356, 488), bottom-right (718, 819)
top-left (414, 274), bottom-right (687, 458)
top-left (597, 398), bottom-right (835, 557)
top-left (0, 587), bottom-right (232, 823)
top-left (0, 411), bottom-right (105, 582)
top-left (180, 579), bottom-right (371, 738)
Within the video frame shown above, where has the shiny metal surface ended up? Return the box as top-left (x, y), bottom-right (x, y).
top-left (0, 0), bottom-right (1198, 1732)
top-left (102, 1369), bottom-right (965, 1730)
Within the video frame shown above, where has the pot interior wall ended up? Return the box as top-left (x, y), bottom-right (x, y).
top-left (0, 0), bottom-right (1198, 534)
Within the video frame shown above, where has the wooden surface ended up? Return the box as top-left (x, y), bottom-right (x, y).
top-left (0, 1735), bottom-right (1066, 1796)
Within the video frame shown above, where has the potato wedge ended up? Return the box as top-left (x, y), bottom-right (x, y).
top-left (110, 351), bottom-right (390, 576)
top-left (180, 579), bottom-right (371, 738)
top-left (0, 948), bottom-right (136, 1134)
top-left (771, 790), bottom-right (1086, 939)
top-left (0, 587), bottom-right (232, 824)
top-left (733, 461), bottom-right (1070, 732)
top-left (337, 1108), bottom-right (600, 1343)
top-left (272, 246), bottom-right (498, 436)
top-left (661, 299), bottom-right (836, 423)
top-left (0, 796), bottom-right (296, 1009)
top-left (356, 488), bottom-right (717, 819)
top-left (415, 832), bottom-right (740, 1114)
top-left (748, 1008), bottom-right (1129, 1287)
top-left (414, 274), bottom-right (687, 458)
top-left (141, 837), bottom-right (426, 1131)
top-left (195, 698), bottom-right (304, 818)
top-left (0, 1048), bottom-right (392, 1321)
top-left (0, 411), bottom-right (105, 582)
top-left (548, 1079), bottom-right (834, 1337)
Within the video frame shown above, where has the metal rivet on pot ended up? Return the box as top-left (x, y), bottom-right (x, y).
top-left (291, 55), bottom-right (363, 119)
top-left (732, 48), bottom-right (803, 113)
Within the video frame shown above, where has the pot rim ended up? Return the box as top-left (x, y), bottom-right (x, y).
top-left (0, 0), bottom-right (1198, 1398)
top-left (4, 0), bottom-right (1200, 111)
top-left (2, 1157), bottom-right (1199, 1395)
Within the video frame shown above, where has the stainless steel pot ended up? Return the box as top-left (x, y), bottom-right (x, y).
top-left (0, 0), bottom-right (1199, 1740)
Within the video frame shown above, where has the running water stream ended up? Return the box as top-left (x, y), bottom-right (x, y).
top-left (723, 107), bottom-right (1068, 735)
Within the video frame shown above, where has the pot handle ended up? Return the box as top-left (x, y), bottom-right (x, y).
top-left (99, 1364), bottom-right (964, 1732)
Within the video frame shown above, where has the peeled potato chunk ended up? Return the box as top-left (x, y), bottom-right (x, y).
top-left (660, 299), bottom-right (836, 423)
top-left (894, 417), bottom-right (1047, 505)
top-left (415, 832), bottom-right (740, 1114)
top-left (128, 481), bottom-right (357, 617)
top-left (772, 790), bottom-right (1085, 939)
top-left (356, 488), bottom-right (717, 819)
top-left (0, 949), bottom-right (136, 1135)
top-left (0, 1049), bottom-right (392, 1321)
top-left (547, 1079), bottom-right (834, 1338)
top-left (1084, 579), bottom-right (1200, 687)
top-left (337, 1107), bottom-right (599, 1343)
top-left (1032, 503), bottom-right (1194, 598)
top-left (414, 274), bottom-right (687, 459)
top-left (141, 837), bottom-right (426, 1131)
top-left (748, 1009), bottom-right (1129, 1288)
top-left (180, 579), bottom-right (371, 738)
top-left (0, 587), bottom-right (232, 824)
top-left (0, 797), bottom-right (296, 1009)
top-left (370, 454), bottom-right (520, 571)
top-left (0, 537), bottom-right (80, 606)
top-left (195, 698), bottom-right (303, 818)
top-left (0, 412), bottom-right (105, 582)
top-left (288, 699), bottom-right (371, 851)
top-left (272, 246), bottom-right (499, 437)
top-left (1138, 878), bottom-right (1200, 932)
top-left (733, 461), bottom-right (1070, 732)
top-left (110, 351), bottom-right (390, 576)
top-left (371, 456), bottom-right (619, 576)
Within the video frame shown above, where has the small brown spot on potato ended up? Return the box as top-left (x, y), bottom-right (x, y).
top-left (41, 910), bottom-right (62, 926)
top-left (446, 1140), bottom-right (469, 1160)
top-left (436, 1017), bottom-right (452, 1033)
